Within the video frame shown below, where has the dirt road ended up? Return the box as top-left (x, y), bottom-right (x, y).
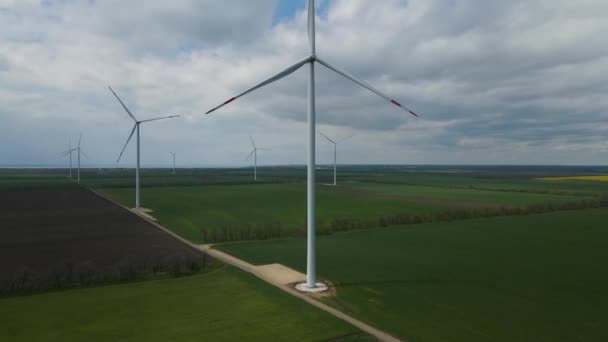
top-left (92, 189), bottom-right (404, 342)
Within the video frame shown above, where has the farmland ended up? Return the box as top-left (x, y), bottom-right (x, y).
top-left (0, 266), bottom-right (368, 341)
top-left (101, 181), bottom-right (597, 243)
top-left (0, 186), bottom-right (207, 293)
top-left (538, 175), bottom-right (608, 182)
top-left (0, 172), bottom-right (371, 341)
top-left (219, 208), bottom-right (608, 341)
top-left (2, 166), bottom-right (608, 341)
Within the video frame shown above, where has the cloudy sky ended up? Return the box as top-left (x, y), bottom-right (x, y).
top-left (1, 0), bottom-right (607, 167)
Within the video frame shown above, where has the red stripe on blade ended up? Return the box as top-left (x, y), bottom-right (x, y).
top-left (408, 110), bottom-right (419, 117)
top-left (390, 99), bottom-right (402, 107)
top-left (224, 97), bottom-right (236, 105)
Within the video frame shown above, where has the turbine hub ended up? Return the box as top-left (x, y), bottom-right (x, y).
top-left (309, 54), bottom-right (317, 62)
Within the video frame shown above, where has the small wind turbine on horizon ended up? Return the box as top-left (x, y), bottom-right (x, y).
top-left (320, 132), bottom-right (355, 186)
top-left (61, 138), bottom-right (75, 178)
top-left (169, 152), bottom-right (176, 175)
top-left (204, 0), bottom-right (419, 292)
top-left (247, 136), bottom-right (270, 181)
top-left (109, 86), bottom-right (179, 209)
top-left (62, 133), bottom-right (88, 184)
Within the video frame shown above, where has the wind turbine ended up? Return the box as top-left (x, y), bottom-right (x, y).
top-left (62, 135), bottom-right (87, 183)
top-left (109, 86), bottom-right (179, 209)
top-left (320, 132), bottom-right (354, 186)
top-left (61, 138), bottom-right (75, 178)
top-left (75, 134), bottom-right (88, 183)
top-left (204, 0), bottom-right (418, 291)
top-left (169, 152), bottom-right (176, 175)
top-left (247, 136), bottom-right (270, 181)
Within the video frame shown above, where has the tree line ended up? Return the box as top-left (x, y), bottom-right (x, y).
top-left (1, 254), bottom-right (210, 297)
top-left (200, 198), bottom-right (600, 243)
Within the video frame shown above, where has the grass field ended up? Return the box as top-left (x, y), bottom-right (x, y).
top-left (352, 167), bottom-right (608, 196)
top-left (100, 182), bottom-right (594, 243)
top-left (0, 266), bottom-right (370, 341)
top-left (101, 183), bottom-right (441, 242)
top-left (350, 182), bottom-right (588, 206)
top-left (219, 209), bottom-right (608, 341)
top-left (0, 170), bottom-right (75, 188)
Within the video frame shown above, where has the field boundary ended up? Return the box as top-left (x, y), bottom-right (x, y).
top-left (87, 188), bottom-right (207, 257)
top-left (88, 187), bottom-right (403, 342)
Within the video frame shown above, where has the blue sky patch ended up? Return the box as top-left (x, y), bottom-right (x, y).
top-left (273, 0), bottom-right (330, 24)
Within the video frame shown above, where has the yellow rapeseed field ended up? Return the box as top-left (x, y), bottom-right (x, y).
top-left (538, 175), bottom-right (608, 182)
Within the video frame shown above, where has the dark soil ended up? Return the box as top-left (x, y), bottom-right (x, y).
top-left (0, 186), bottom-right (206, 290)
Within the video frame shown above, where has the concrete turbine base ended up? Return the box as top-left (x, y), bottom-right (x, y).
top-left (295, 282), bottom-right (328, 293)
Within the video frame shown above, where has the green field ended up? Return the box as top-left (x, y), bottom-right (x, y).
top-left (4, 167), bottom-right (608, 341)
top-left (0, 265), bottom-right (369, 341)
top-left (0, 170), bottom-right (75, 188)
top-left (351, 168), bottom-right (608, 197)
top-left (5, 166), bottom-right (608, 196)
top-left (351, 182), bottom-right (588, 206)
top-left (219, 209), bottom-right (608, 341)
top-left (100, 182), bottom-right (594, 243)
top-left (539, 175), bottom-right (608, 182)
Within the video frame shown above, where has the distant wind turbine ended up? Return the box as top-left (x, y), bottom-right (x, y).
top-left (61, 138), bottom-right (75, 178)
top-left (320, 132), bottom-right (354, 186)
top-left (169, 152), bottom-right (176, 175)
top-left (75, 133), bottom-right (90, 184)
top-left (204, 0), bottom-right (419, 291)
top-left (247, 136), bottom-right (270, 181)
top-left (75, 134), bottom-right (89, 184)
top-left (109, 86), bottom-right (179, 209)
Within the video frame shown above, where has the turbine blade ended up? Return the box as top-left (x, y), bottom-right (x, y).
top-left (338, 134), bottom-right (356, 144)
top-left (108, 86), bottom-right (138, 122)
top-left (319, 132), bottom-right (336, 144)
top-left (140, 115), bottom-right (180, 123)
top-left (205, 56), bottom-right (310, 114)
top-left (316, 57), bottom-right (419, 117)
top-left (117, 124), bottom-right (137, 163)
top-left (80, 149), bottom-right (90, 160)
top-left (246, 149), bottom-right (256, 161)
top-left (250, 135), bottom-right (256, 148)
top-left (61, 148), bottom-right (77, 156)
top-left (308, 0), bottom-right (315, 53)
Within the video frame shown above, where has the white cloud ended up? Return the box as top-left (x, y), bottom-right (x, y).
top-left (0, 0), bottom-right (607, 167)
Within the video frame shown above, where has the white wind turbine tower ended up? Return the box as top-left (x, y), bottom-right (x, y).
top-left (320, 132), bottom-right (354, 186)
top-left (61, 138), bottom-right (75, 178)
top-left (75, 134), bottom-right (88, 184)
top-left (205, 0), bottom-right (418, 291)
top-left (109, 86), bottom-right (179, 209)
top-left (247, 136), bottom-right (270, 181)
top-left (169, 152), bottom-right (176, 175)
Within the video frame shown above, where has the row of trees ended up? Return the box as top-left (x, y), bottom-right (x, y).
top-left (200, 199), bottom-right (600, 243)
top-left (1, 254), bottom-right (209, 297)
